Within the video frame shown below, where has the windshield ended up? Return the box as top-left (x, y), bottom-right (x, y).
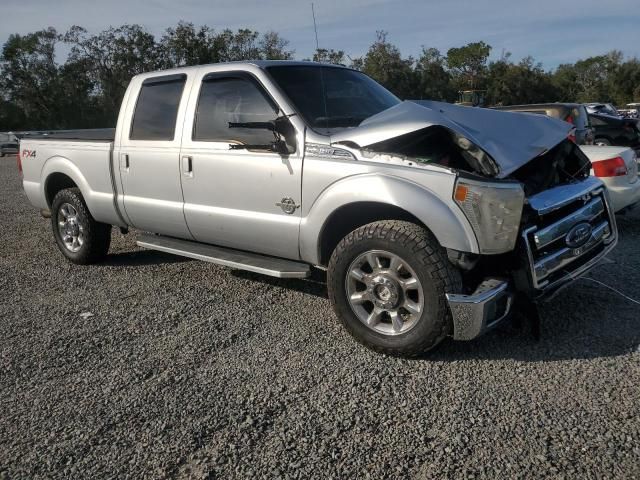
top-left (266, 65), bottom-right (400, 132)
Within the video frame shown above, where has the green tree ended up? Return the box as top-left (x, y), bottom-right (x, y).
top-left (0, 28), bottom-right (62, 129)
top-left (259, 31), bottom-right (294, 60)
top-left (159, 23), bottom-right (293, 67)
top-left (211, 28), bottom-right (293, 62)
top-left (552, 51), bottom-right (622, 103)
top-left (64, 25), bottom-right (161, 123)
top-left (609, 58), bottom-right (640, 104)
top-left (159, 22), bottom-right (217, 67)
top-left (415, 47), bottom-right (456, 101)
top-left (312, 48), bottom-right (346, 65)
top-left (486, 56), bottom-right (559, 105)
top-left (446, 41), bottom-right (491, 89)
top-left (359, 31), bottom-right (417, 99)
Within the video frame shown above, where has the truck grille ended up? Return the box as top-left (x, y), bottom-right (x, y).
top-left (521, 179), bottom-right (616, 291)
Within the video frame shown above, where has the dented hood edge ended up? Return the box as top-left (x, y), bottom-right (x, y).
top-left (330, 100), bottom-right (572, 179)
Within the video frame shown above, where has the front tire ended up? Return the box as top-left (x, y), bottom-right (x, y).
top-left (328, 220), bottom-right (462, 357)
top-left (51, 188), bottom-right (111, 264)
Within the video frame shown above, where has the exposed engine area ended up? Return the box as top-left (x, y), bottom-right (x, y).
top-left (510, 139), bottom-right (592, 196)
top-left (360, 126), bottom-right (591, 203)
top-left (360, 126), bottom-right (500, 177)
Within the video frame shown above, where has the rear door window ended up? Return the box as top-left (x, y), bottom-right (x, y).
top-left (130, 74), bottom-right (187, 141)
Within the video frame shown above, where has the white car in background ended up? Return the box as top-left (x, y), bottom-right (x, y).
top-left (581, 145), bottom-right (640, 212)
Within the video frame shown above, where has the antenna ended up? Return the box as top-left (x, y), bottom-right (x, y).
top-left (311, 3), bottom-right (320, 51)
top-left (310, 2), bottom-right (329, 129)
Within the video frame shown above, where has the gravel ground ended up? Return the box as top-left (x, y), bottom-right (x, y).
top-left (1, 154), bottom-right (639, 479)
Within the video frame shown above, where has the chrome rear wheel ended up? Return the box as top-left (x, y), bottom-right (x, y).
top-left (57, 203), bottom-right (85, 253)
top-left (51, 188), bottom-right (111, 264)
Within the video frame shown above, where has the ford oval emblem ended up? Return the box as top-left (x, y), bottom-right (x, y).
top-left (565, 222), bottom-right (593, 248)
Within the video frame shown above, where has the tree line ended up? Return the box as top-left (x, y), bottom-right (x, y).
top-left (1, 23), bottom-right (639, 131)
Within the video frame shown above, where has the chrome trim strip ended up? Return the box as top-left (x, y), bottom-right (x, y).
top-left (540, 231), bottom-right (617, 300)
top-left (522, 185), bottom-right (618, 291)
top-left (533, 197), bottom-right (604, 249)
top-left (528, 177), bottom-right (604, 215)
top-left (534, 221), bottom-right (610, 282)
top-left (137, 235), bottom-right (310, 279)
top-left (446, 279), bottom-right (513, 341)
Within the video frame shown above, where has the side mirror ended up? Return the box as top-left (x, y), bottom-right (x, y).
top-left (272, 139), bottom-right (291, 155)
top-left (228, 115), bottom-right (296, 155)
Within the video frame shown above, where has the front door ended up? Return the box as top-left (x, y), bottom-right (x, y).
top-left (117, 73), bottom-right (193, 238)
top-left (179, 71), bottom-right (303, 259)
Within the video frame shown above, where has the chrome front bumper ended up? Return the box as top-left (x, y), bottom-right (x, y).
top-left (446, 279), bottom-right (514, 341)
top-left (446, 179), bottom-right (620, 342)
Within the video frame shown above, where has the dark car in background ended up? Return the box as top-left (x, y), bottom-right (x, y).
top-left (585, 103), bottom-right (621, 117)
top-left (0, 141), bottom-right (19, 157)
top-left (589, 113), bottom-right (640, 152)
top-left (494, 103), bottom-right (594, 145)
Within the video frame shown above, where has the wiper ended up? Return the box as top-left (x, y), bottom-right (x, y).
top-left (313, 116), bottom-right (368, 128)
top-left (228, 121), bottom-right (276, 131)
top-left (228, 113), bottom-right (296, 132)
top-left (227, 113), bottom-right (296, 155)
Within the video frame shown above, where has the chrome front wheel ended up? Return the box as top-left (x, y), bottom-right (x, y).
top-left (345, 249), bottom-right (424, 336)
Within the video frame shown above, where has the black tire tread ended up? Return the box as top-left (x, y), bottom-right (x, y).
top-left (51, 188), bottom-right (111, 265)
top-left (328, 220), bottom-right (462, 357)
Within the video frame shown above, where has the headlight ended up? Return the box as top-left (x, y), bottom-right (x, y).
top-left (454, 178), bottom-right (525, 254)
top-left (451, 132), bottom-right (499, 177)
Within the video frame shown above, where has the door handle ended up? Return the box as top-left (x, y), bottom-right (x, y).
top-left (120, 153), bottom-right (130, 171)
top-left (181, 155), bottom-right (193, 177)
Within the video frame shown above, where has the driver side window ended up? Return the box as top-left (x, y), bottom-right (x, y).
top-left (193, 76), bottom-right (278, 145)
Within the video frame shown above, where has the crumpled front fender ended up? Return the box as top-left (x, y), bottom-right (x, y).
top-left (299, 173), bottom-right (479, 265)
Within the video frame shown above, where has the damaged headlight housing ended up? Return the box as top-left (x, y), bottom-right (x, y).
top-left (451, 132), bottom-right (499, 177)
top-left (454, 177), bottom-right (525, 254)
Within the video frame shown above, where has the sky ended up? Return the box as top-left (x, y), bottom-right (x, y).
top-left (1, 0), bottom-right (639, 69)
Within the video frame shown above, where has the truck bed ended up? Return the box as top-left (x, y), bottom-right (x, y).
top-left (20, 133), bottom-right (124, 228)
top-left (19, 128), bottom-right (115, 142)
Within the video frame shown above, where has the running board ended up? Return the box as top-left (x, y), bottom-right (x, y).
top-left (137, 234), bottom-right (310, 279)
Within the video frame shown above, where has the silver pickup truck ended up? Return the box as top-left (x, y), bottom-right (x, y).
top-left (20, 61), bottom-right (618, 356)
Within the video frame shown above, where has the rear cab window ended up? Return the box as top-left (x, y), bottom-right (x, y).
top-left (130, 74), bottom-right (187, 141)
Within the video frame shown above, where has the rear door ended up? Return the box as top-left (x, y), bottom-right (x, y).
top-left (117, 73), bottom-right (193, 238)
top-left (178, 70), bottom-right (303, 259)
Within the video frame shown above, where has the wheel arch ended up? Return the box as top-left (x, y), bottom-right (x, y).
top-left (41, 156), bottom-right (92, 209)
top-left (316, 202), bottom-right (424, 266)
top-left (300, 173), bottom-right (479, 266)
top-left (44, 172), bottom-right (79, 207)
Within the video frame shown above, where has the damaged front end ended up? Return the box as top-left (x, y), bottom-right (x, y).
top-left (331, 100), bottom-right (616, 341)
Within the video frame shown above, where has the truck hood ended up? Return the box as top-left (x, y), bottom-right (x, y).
top-left (330, 100), bottom-right (572, 179)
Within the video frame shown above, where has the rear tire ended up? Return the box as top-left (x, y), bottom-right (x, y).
top-left (327, 220), bottom-right (462, 357)
top-left (51, 188), bottom-right (111, 264)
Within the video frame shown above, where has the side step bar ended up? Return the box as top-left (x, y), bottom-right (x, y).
top-left (137, 234), bottom-right (310, 279)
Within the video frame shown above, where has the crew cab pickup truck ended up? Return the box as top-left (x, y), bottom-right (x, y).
top-left (20, 61), bottom-right (618, 356)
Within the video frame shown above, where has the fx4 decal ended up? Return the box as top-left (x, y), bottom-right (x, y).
top-left (22, 149), bottom-right (36, 158)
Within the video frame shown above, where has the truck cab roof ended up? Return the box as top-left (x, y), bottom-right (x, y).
top-left (134, 60), bottom-right (348, 81)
